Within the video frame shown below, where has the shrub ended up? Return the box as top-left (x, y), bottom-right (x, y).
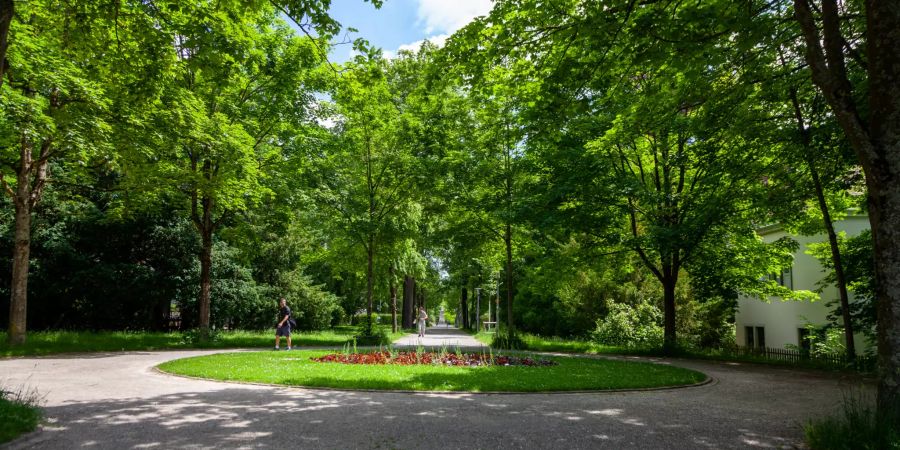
top-left (491, 332), bottom-right (525, 350)
top-left (805, 394), bottom-right (899, 450)
top-left (0, 386), bottom-right (42, 444)
top-left (591, 301), bottom-right (663, 348)
top-left (353, 318), bottom-right (390, 346)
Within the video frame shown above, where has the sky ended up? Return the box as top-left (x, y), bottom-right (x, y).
top-left (325, 0), bottom-right (493, 61)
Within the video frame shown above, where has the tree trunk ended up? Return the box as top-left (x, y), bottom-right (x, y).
top-left (0, 0), bottom-right (12, 88)
top-left (461, 287), bottom-right (468, 329)
top-left (810, 161), bottom-right (856, 360)
top-left (6, 136), bottom-right (50, 346)
top-left (197, 196), bottom-right (213, 337)
top-left (365, 236), bottom-right (374, 330)
top-left (870, 187), bottom-right (900, 417)
top-left (402, 275), bottom-right (414, 329)
top-left (8, 188), bottom-right (31, 346)
top-left (662, 275), bottom-right (677, 352)
top-left (867, 0), bottom-right (900, 416)
top-left (505, 222), bottom-right (515, 335)
top-left (389, 265), bottom-right (397, 333)
top-left (787, 83), bottom-right (857, 360)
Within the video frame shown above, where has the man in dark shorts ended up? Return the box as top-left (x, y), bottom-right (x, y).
top-left (275, 297), bottom-right (292, 350)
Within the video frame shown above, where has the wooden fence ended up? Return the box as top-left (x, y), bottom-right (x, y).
top-left (727, 345), bottom-right (876, 371)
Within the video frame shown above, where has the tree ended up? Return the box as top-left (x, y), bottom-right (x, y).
top-left (1, 1), bottom-right (114, 344)
top-left (447, 0), bottom-right (803, 350)
top-left (117, 4), bottom-right (327, 337)
top-left (310, 56), bottom-right (414, 332)
top-left (792, 0), bottom-right (900, 414)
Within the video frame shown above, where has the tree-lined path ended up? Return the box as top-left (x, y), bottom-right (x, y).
top-left (0, 350), bottom-right (870, 449)
top-left (392, 326), bottom-right (485, 349)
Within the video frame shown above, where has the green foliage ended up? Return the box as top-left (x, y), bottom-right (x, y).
top-left (592, 301), bottom-right (664, 348)
top-left (807, 230), bottom-right (877, 343)
top-left (805, 394), bottom-right (899, 450)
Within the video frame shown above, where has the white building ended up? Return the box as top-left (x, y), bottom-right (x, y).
top-left (735, 215), bottom-right (871, 351)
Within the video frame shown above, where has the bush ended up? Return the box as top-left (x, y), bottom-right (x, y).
top-left (805, 394), bottom-right (899, 450)
top-left (491, 332), bottom-right (525, 350)
top-left (353, 318), bottom-right (390, 346)
top-left (283, 273), bottom-right (341, 331)
top-left (591, 301), bottom-right (664, 348)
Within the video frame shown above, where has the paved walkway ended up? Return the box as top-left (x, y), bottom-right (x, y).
top-left (0, 348), bottom-right (872, 449)
top-left (391, 325), bottom-right (486, 349)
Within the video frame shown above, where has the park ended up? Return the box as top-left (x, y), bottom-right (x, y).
top-left (1, 0), bottom-right (899, 449)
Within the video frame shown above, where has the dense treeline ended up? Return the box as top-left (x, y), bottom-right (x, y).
top-left (1, 0), bottom-right (898, 421)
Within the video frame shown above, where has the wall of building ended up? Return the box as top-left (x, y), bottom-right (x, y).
top-left (735, 215), bottom-right (871, 350)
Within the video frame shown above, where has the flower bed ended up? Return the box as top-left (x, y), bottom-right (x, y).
top-left (311, 351), bottom-right (557, 367)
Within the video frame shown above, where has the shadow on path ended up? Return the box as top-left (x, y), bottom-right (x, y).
top-left (8, 385), bottom-right (807, 449)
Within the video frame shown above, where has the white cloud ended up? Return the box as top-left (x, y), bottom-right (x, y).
top-left (416, 0), bottom-right (493, 35)
top-left (383, 33), bottom-right (450, 59)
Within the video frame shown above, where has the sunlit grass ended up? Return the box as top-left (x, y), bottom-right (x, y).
top-left (157, 350), bottom-right (707, 392)
top-left (0, 326), bottom-right (405, 357)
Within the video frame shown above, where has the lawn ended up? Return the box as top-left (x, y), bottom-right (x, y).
top-left (157, 350), bottom-right (707, 392)
top-left (0, 326), bottom-right (406, 358)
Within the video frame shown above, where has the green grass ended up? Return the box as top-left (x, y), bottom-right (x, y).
top-left (0, 390), bottom-right (41, 444)
top-left (0, 326), bottom-right (406, 358)
top-left (473, 331), bottom-right (617, 354)
top-left (473, 331), bottom-right (874, 372)
top-left (157, 350), bottom-right (707, 392)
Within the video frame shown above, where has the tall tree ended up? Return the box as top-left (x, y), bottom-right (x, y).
top-left (121, 5), bottom-right (324, 337)
top-left (310, 57), bottom-right (414, 332)
top-left (447, 0), bottom-right (795, 349)
top-left (1, 1), bottom-right (114, 344)
top-left (792, 0), bottom-right (900, 414)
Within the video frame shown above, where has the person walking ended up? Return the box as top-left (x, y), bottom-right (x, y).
top-left (274, 298), bottom-right (292, 350)
top-left (417, 306), bottom-right (428, 338)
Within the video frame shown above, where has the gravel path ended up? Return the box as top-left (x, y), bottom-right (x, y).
top-left (392, 325), bottom-right (486, 349)
top-left (0, 346), bottom-right (871, 449)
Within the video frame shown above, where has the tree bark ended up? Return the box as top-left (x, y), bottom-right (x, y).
top-left (191, 155), bottom-right (216, 339)
top-left (461, 287), bottom-right (469, 329)
top-left (402, 275), bottom-right (414, 329)
top-left (505, 222), bottom-right (515, 335)
top-left (6, 135), bottom-right (51, 346)
top-left (198, 225), bottom-right (212, 334)
top-left (8, 183), bottom-right (31, 346)
top-left (810, 160), bottom-right (856, 360)
top-left (662, 269), bottom-right (677, 352)
top-left (365, 235), bottom-right (374, 330)
top-left (197, 195), bottom-right (214, 337)
top-left (389, 265), bottom-right (397, 333)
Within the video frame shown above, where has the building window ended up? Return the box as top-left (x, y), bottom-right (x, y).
top-left (745, 326), bottom-right (766, 349)
top-left (770, 267), bottom-right (793, 290)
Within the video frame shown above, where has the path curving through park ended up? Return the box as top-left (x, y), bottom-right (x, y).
top-left (0, 333), bottom-right (872, 449)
